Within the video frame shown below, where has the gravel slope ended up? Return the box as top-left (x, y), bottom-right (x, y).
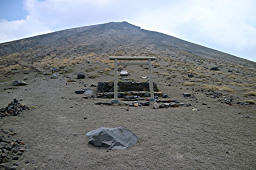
top-left (0, 70), bottom-right (255, 170)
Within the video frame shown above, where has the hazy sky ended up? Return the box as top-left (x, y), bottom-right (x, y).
top-left (0, 0), bottom-right (255, 62)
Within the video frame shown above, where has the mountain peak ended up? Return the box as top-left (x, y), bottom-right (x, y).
top-left (0, 21), bottom-right (254, 67)
top-left (91, 21), bottom-right (141, 30)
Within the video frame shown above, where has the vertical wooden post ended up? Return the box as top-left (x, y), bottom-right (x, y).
top-left (148, 59), bottom-right (154, 100)
top-left (114, 59), bottom-right (118, 101)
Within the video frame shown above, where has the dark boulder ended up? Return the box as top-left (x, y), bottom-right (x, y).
top-left (183, 93), bottom-right (192, 97)
top-left (210, 67), bottom-right (219, 71)
top-left (162, 94), bottom-right (168, 98)
top-left (75, 89), bottom-right (85, 94)
top-left (12, 80), bottom-right (27, 86)
top-left (77, 72), bottom-right (85, 79)
top-left (188, 74), bottom-right (194, 78)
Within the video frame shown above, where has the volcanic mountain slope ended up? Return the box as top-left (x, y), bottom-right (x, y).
top-left (0, 21), bottom-right (255, 68)
top-left (0, 21), bottom-right (255, 102)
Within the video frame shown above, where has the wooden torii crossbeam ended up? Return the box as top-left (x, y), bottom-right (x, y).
top-left (109, 56), bottom-right (156, 102)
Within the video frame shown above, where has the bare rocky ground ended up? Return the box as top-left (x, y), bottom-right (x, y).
top-left (0, 56), bottom-right (255, 170)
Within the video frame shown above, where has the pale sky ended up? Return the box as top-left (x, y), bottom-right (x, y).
top-left (0, 0), bottom-right (256, 62)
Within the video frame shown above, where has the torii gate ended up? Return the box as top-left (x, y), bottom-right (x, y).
top-left (109, 56), bottom-right (156, 102)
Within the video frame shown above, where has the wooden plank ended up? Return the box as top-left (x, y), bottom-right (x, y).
top-left (109, 56), bottom-right (156, 60)
top-left (114, 59), bottom-right (118, 100)
top-left (148, 59), bottom-right (154, 99)
top-left (118, 62), bottom-right (148, 66)
top-left (97, 91), bottom-right (162, 95)
top-left (97, 91), bottom-right (162, 97)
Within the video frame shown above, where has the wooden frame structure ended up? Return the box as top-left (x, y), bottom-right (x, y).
top-left (109, 56), bottom-right (156, 102)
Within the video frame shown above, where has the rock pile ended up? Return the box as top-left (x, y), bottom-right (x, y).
top-left (95, 99), bottom-right (191, 108)
top-left (205, 90), bottom-right (223, 98)
top-left (197, 89), bottom-right (235, 105)
top-left (0, 99), bottom-right (29, 118)
top-left (0, 129), bottom-right (26, 165)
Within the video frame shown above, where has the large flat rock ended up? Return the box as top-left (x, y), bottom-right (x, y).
top-left (86, 127), bottom-right (138, 149)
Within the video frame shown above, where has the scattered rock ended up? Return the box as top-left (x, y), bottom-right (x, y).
top-left (192, 108), bottom-right (198, 111)
top-left (220, 96), bottom-right (233, 105)
top-left (185, 103), bottom-right (192, 107)
top-left (188, 74), bottom-right (194, 78)
top-left (51, 67), bottom-right (57, 73)
top-left (86, 127), bottom-right (138, 149)
top-left (152, 102), bottom-right (159, 109)
top-left (120, 70), bottom-right (129, 76)
top-left (210, 67), bottom-right (219, 71)
top-left (84, 89), bottom-right (95, 98)
top-left (0, 99), bottom-right (29, 118)
top-left (183, 93), bottom-right (192, 97)
top-left (50, 73), bottom-right (57, 79)
top-left (77, 72), bottom-right (85, 79)
top-left (162, 94), bottom-right (168, 98)
top-left (88, 75), bottom-right (97, 79)
top-left (75, 89), bottom-right (85, 94)
top-left (12, 80), bottom-right (27, 86)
